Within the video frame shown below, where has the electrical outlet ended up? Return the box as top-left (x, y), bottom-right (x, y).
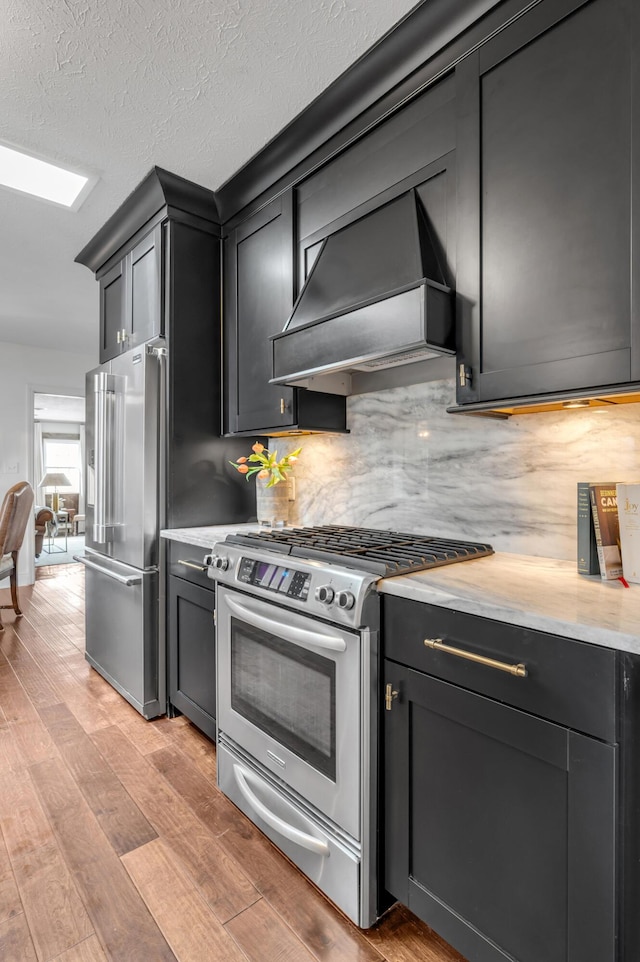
top-left (5, 462), bottom-right (19, 475)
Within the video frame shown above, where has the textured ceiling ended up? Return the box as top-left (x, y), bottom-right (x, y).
top-left (34, 393), bottom-right (85, 423)
top-left (0, 0), bottom-right (419, 358)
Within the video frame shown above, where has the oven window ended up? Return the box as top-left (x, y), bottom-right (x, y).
top-left (230, 619), bottom-right (336, 781)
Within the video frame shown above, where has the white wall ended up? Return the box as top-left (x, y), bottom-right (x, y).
top-left (0, 341), bottom-right (96, 588)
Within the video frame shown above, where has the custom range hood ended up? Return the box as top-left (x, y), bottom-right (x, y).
top-left (271, 190), bottom-right (455, 393)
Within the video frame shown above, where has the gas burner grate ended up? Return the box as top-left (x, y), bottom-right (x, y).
top-left (225, 525), bottom-right (494, 577)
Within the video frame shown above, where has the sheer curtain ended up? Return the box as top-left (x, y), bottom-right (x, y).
top-left (33, 422), bottom-right (45, 505)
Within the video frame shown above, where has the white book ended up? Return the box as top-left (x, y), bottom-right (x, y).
top-left (616, 483), bottom-right (640, 584)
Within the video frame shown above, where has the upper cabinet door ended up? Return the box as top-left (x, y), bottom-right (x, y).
top-left (99, 260), bottom-right (127, 364)
top-left (224, 194), bottom-right (297, 434)
top-left (98, 223), bottom-right (163, 363)
top-left (128, 224), bottom-right (163, 350)
top-left (455, 0), bottom-right (636, 405)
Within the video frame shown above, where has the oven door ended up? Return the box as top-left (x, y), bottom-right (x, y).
top-left (216, 585), bottom-right (361, 839)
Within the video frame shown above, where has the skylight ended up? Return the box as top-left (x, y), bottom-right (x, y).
top-left (0, 144), bottom-right (90, 208)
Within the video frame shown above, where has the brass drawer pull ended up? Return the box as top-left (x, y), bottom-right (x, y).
top-left (424, 638), bottom-right (527, 678)
top-left (385, 683), bottom-right (399, 711)
top-left (177, 559), bottom-right (208, 572)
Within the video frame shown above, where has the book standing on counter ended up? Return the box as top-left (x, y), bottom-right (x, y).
top-left (616, 482), bottom-right (640, 584)
top-left (589, 483), bottom-right (623, 581)
top-left (577, 481), bottom-right (599, 575)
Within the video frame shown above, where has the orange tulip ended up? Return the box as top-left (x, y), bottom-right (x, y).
top-left (237, 456), bottom-right (248, 463)
top-left (257, 469), bottom-right (270, 480)
top-left (252, 442), bottom-right (265, 454)
top-left (237, 464), bottom-right (249, 474)
top-left (287, 455), bottom-right (298, 464)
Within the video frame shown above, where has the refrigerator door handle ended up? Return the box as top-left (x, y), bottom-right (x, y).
top-left (74, 555), bottom-right (142, 586)
top-left (93, 371), bottom-right (114, 544)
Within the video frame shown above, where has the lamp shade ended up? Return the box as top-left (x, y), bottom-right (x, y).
top-left (39, 472), bottom-right (71, 488)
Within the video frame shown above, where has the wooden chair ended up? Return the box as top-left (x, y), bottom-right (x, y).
top-left (0, 481), bottom-right (35, 631)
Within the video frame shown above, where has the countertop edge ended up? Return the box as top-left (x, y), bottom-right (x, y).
top-left (379, 573), bottom-right (640, 654)
top-left (161, 529), bottom-right (640, 654)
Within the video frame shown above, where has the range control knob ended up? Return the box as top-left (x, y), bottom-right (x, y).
top-left (203, 554), bottom-right (214, 567)
top-left (336, 590), bottom-right (356, 610)
top-left (212, 555), bottom-right (229, 571)
top-left (315, 585), bottom-right (335, 604)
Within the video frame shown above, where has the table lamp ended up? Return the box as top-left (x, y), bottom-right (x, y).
top-left (39, 472), bottom-right (71, 512)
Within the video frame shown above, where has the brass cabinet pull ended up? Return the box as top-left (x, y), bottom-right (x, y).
top-left (280, 397), bottom-right (286, 415)
top-left (177, 559), bottom-right (208, 572)
top-left (423, 637), bottom-right (527, 677)
top-left (385, 683), bottom-right (399, 711)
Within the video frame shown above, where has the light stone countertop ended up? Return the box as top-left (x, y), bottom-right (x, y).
top-left (161, 526), bottom-right (640, 653)
top-left (161, 523), bottom-right (266, 550)
top-left (379, 553), bottom-right (640, 654)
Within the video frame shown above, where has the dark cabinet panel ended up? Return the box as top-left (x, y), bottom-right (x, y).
top-left (297, 78), bottom-right (457, 299)
top-left (98, 223), bottom-right (162, 363)
top-left (384, 595), bottom-right (616, 741)
top-left (224, 192), bottom-right (346, 436)
top-left (168, 573), bottom-right (216, 741)
top-left (233, 196), bottom-right (295, 433)
top-left (297, 74), bottom-right (455, 244)
top-left (129, 225), bottom-right (162, 349)
top-left (455, 0), bottom-right (637, 406)
top-left (384, 659), bottom-right (616, 962)
top-left (99, 260), bottom-right (126, 364)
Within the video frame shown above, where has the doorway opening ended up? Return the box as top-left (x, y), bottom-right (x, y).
top-left (33, 393), bottom-right (86, 567)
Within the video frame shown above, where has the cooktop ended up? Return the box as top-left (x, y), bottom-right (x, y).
top-left (224, 524), bottom-right (494, 578)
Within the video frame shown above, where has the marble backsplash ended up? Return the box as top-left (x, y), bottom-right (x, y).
top-left (265, 378), bottom-right (640, 561)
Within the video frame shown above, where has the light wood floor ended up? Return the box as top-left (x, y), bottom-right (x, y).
top-left (0, 563), bottom-right (467, 962)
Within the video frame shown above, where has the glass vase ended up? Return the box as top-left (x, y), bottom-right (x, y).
top-left (255, 478), bottom-right (291, 527)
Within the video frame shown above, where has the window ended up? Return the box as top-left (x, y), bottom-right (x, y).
top-left (43, 438), bottom-right (81, 492)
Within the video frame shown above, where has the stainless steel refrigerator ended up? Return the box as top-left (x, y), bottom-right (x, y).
top-left (79, 342), bottom-right (166, 718)
top-left (78, 337), bottom-right (258, 719)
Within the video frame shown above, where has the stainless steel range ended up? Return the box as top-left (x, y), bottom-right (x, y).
top-left (206, 525), bottom-right (493, 927)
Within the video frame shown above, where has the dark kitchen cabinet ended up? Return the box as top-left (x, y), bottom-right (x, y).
top-left (383, 596), bottom-right (617, 962)
top-left (168, 540), bottom-right (216, 740)
top-left (99, 259), bottom-right (126, 362)
top-left (98, 223), bottom-right (162, 363)
top-left (453, 0), bottom-right (640, 409)
top-left (78, 167), bottom-right (257, 530)
top-left (223, 192), bottom-right (346, 436)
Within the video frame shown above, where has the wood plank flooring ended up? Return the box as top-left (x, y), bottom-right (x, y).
top-left (0, 563), bottom-right (468, 962)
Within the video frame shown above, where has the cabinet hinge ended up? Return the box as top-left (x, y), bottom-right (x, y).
top-left (384, 683), bottom-right (399, 711)
top-left (458, 363), bottom-right (472, 388)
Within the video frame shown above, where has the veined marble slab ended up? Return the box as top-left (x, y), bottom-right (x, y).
top-left (379, 552), bottom-right (640, 653)
top-left (161, 523), bottom-right (266, 549)
top-left (273, 376), bottom-right (640, 562)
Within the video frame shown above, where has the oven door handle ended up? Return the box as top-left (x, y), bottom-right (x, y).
top-left (233, 764), bottom-right (330, 857)
top-left (225, 594), bottom-right (347, 652)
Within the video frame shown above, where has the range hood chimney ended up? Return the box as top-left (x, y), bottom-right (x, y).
top-left (270, 190), bottom-right (454, 393)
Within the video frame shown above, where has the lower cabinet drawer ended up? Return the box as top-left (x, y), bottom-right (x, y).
top-left (383, 596), bottom-right (617, 742)
top-left (167, 539), bottom-right (212, 590)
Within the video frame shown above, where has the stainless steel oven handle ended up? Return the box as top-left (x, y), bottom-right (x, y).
top-left (225, 593), bottom-right (347, 652)
top-left (233, 764), bottom-right (330, 857)
top-left (74, 555), bottom-right (142, 586)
